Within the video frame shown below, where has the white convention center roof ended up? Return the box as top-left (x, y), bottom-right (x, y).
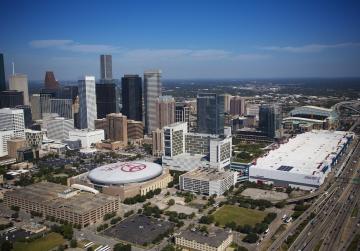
top-left (252, 130), bottom-right (349, 175)
top-left (88, 161), bottom-right (163, 185)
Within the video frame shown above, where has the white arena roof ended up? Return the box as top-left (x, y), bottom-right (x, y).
top-left (252, 130), bottom-right (349, 176)
top-left (88, 161), bottom-right (163, 185)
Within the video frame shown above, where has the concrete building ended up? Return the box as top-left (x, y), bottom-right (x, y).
top-left (0, 90), bottom-right (23, 108)
top-left (0, 130), bottom-right (13, 157)
top-left (245, 103), bottom-right (260, 120)
top-left (127, 120), bottom-right (144, 140)
top-left (144, 70), bottom-right (162, 134)
top-left (9, 74), bottom-right (29, 105)
top-left (47, 117), bottom-right (74, 140)
top-left (100, 55), bottom-right (113, 82)
top-left (94, 113), bottom-right (127, 144)
top-left (175, 228), bottom-right (233, 251)
top-left (4, 182), bottom-right (120, 227)
top-left (30, 94), bottom-right (41, 120)
top-left (230, 96), bottom-right (245, 116)
top-left (68, 129), bottom-right (105, 149)
top-left (162, 122), bottom-right (232, 171)
top-left (7, 137), bottom-right (26, 158)
top-left (152, 128), bottom-right (163, 157)
top-left (0, 108), bottom-right (25, 138)
top-left (249, 130), bottom-right (352, 190)
top-left (78, 76), bottom-right (97, 129)
top-left (156, 96), bottom-right (175, 130)
top-left (179, 168), bottom-right (236, 195)
top-left (25, 129), bottom-right (43, 149)
top-left (175, 103), bottom-right (190, 127)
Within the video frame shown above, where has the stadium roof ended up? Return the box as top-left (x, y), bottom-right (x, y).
top-left (88, 161), bottom-right (163, 185)
top-left (252, 130), bottom-right (349, 176)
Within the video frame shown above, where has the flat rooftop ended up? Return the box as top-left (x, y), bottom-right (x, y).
top-left (181, 168), bottom-right (234, 181)
top-left (252, 130), bottom-right (349, 175)
top-left (5, 182), bottom-right (117, 214)
top-left (177, 228), bottom-right (231, 248)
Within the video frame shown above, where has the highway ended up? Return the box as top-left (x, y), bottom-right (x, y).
top-left (268, 136), bottom-right (360, 251)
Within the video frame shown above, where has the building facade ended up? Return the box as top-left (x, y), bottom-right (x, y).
top-left (78, 76), bottom-right (97, 129)
top-left (68, 129), bottom-right (105, 149)
top-left (100, 55), bottom-right (113, 82)
top-left (0, 108), bottom-right (25, 138)
top-left (7, 137), bottom-right (26, 158)
top-left (121, 74), bottom-right (142, 121)
top-left (152, 128), bottom-right (163, 157)
top-left (25, 129), bottom-right (43, 149)
top-left (44, 71), bottom-right (60, 89)
top-left (144, 70), bottom-right (162, 134)
top-left (259, 104), bottom-right (282, 138)
top-left (229, 96), bottom-right (245, 116)
top-left (47, 117), bottom-right (74, 140)
top-left (127, 120), bottom-right (144, 140)
top-left (197, 93), bottom-right (224, 135)
top-left (0, 91), bottom-right (24, 108)
top-left (96, 83), bottom-right (117, 119)
top-left (50, 99), bottom-right (73, 119)
top-left (0, 130), bottom-right (13, 157)
top-left (95, 113), bottom-right (128, 143)
top-left (9, 74), bottom-right (29, 105)
top-left (156, 96), bottom-right (175, 130)
top-left (0, 54), bottom-right (6, 92)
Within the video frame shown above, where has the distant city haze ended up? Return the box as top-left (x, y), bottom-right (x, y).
top-left (0, 1), bottom-right (359, 80)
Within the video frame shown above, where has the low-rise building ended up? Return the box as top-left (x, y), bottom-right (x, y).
top-left (4, 182), bottom-right (120, 227)
top-left (25, 129), bottom-right (43, 149)
top-left (0, 130), bottom-right (13, 157)
top-left (179, 168), bottom-right (236, 195)
top-left (68, 129), bottom-right (105, 149)
top-left (175, 228), bottom-right (233, 251)
top-left (7, 137), bottom-right (26, 158)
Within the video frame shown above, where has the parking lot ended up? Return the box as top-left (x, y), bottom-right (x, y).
top-left (103, 214), bottom-right (174, 246)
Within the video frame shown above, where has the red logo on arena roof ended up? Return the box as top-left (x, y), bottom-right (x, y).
top-left (101, 162), bottom-right (146, 172)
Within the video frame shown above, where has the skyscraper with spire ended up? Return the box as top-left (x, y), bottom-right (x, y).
top-left (44, 71), bottom-right (60, 89)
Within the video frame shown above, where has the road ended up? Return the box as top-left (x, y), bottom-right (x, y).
top-left (268, 136), bottom-right (360, 251)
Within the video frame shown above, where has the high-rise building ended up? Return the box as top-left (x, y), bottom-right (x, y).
top-left (152, 128), bottom-right (163, 157)
top-left (30, 94), bottom-right (41, 120)
top-left (44, 71), bottom-right (60, 89)
top-left (223, 94), bottom-right (232, 113)
top-left (197, 93), bottom-right (224, 135)
top-left (78, 76), bottom-right (97, 129)
top-left (0, 90), bottom-right (24, 108)
top-left (47, 117), bottom-right (74, 140)
top-left (9, 74), bottom-right (29, 105)
top-left (0, 108), bottom-right (25, 138)
top-left (94, 113), bottom-right (127, 144)
top-left (259, 104), bottom-right (282, 138)
top-left (156, 96), bottom-right (175, 130)
top-left (50, 99), bottom-right (73, 119)
top-left (0, 54), bottom-right (6, 92)
top-left (230, 96), bottom-right (245, 116)
top-left (175, 103), bottom-right (190, 126)
top-left (16, 105), bottom-right (32, 128)
top-left (100, 55), bottom-right (112, 82)
top-left (96, 83), bottom-right (117, 119)
top-left (144, 70), bottom-right (162, 134)
top-left (0, 130), bottom-right (14, 157)
top-left (121, 74), bottom-right (142, 121)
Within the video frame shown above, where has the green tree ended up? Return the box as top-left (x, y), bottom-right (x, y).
top-left (167, 199), bottom-right (175, 206)
top-left (70, 239), bottom-right (77, 248)
top-left (243, 233), bottom-right (259, 243)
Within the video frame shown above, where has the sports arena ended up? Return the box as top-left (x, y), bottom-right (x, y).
top-left (69, 161), bottom-right (172, 200)
top-left (249, 130), bottom-right (353, 190)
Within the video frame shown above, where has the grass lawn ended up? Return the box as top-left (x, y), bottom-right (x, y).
top-left (12, 232), bottom-right (65, 251)
top-left (212, 205), bottom-right (266, 226)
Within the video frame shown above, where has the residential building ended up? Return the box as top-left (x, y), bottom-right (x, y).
top-left (78, 76), bottom-right (97, 129)
top-left (47, 117), bottom-right (74, 140)
top-left (197, 93), bottom-right (224, 135)
top-left (144, 70), bottom-right (162, 134)
top-left (156, 96), bottom-right (175, 129)
top-left (0, 108), bottom-right (25, 138)
top-left (230, 96), bottom-right (245, 116)
top-left (95, 83), bottom-right (117, 119)
top-left (223, 94), bottom-right (232, 113)
top-left (94, 113), bottom-right (128, 143)
top-left (121, 74), bottom-right (142, 121)
top-left (127, 120), bottom-right (144, 140)
top-left (9, 74), bottom-right (29, 105)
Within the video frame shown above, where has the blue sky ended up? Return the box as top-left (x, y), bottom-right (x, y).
top-left (0, 0), bottom-right (360, 80)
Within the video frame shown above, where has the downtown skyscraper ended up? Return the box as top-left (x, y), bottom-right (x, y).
top-left (44, 71), bottom-right (60, 89)
top-left (96, 83), bottom-right (117, 119)
top-left (9, 74), bottom-right (29, 106)
top-left (197, 93), bottom-right (224, 135)
top-left (0, 53), bottom-right (6, 92)
top-left (78, 76), bottom-right (97, 129)
top-left (121, 74), bottom-right (142, 122)
top-left (259, 104), bottom-right (282, 138)
top-left (100, 55), bottom-right (112, 83)
top-left (144, 70), bottom-right (162, 134)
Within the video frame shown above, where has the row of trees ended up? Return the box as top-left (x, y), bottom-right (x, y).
top-left (123, 188), bottom-right (161, 204)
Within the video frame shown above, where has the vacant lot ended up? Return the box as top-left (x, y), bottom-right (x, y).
top-left (241, 188), bottom-right (288, 202)
top-left (12, 232), bottom-right (65, 251)
top-left (213, 205), bottom-right (266, 226)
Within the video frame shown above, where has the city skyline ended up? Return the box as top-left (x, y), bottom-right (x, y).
top-left (0, 0), bottom-right (359, 80)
